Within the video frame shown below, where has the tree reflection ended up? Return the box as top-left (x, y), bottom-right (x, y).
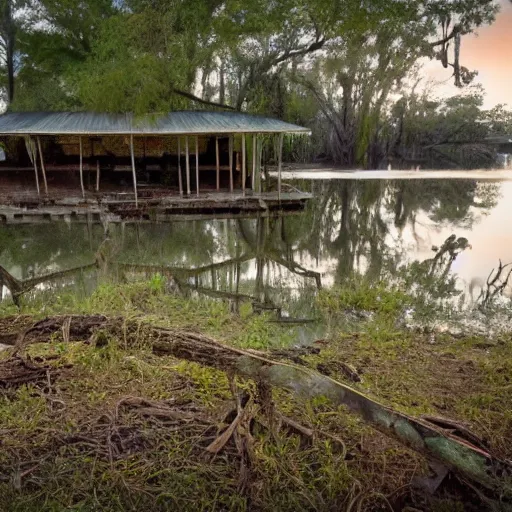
top-left (0, 179), bottom-right (501, 316)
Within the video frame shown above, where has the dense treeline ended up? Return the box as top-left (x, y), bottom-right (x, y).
top-left (0, 0), bottom-right (511, 168)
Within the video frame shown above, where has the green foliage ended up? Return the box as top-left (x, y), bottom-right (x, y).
top-left (148, 272), bottom-right (165, 293)
top-left (318, 280), bottom-right (410, 319)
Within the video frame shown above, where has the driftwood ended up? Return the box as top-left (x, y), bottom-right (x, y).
top-left (1, 314), bottom-right (511, 505)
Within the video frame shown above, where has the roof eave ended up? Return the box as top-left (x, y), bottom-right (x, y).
top-left (0, 129), bottom-right (311, 136)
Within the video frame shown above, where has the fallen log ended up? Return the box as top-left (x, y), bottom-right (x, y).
top-left (2, 314), bottom-right (511, 505)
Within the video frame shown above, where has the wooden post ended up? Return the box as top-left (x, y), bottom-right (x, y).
top-left (252, 134), bottom-right (256, 191)
top-left (130, 134), bottom-right (138, 208)
top-left (242, 133), bottom-right (246, 196)
top-left (215, 137), bottom-right (220, 191)
top-left (185, 136), bottom-right (191, 195)
top-left (95, 160), bottom-right (100, 192)
top-left (79, 136), bottom-right (85, 199)
top-left (277, 133), bottom-right (284, 201)
top-left (177, 137), bottom-right (183, 196)
top-left (30, 138), bottom-right (40, 197)
top-left (229, 135), bottom-right (233, 193)
top-left (195, 135), bottom-right (199, 197)
top-left (36, 137), bottom-right (48, 195)
top-left (255, 135), bottom-right (262, 193)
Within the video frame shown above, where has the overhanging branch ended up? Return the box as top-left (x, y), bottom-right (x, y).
top-left (172, 88), bottom-right (237, 111)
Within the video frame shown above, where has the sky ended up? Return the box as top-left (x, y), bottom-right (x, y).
top-left (425, 0), bottom-right (512, 108)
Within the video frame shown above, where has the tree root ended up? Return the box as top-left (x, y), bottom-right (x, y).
top-left (0, 356), bottom-right (57, 388)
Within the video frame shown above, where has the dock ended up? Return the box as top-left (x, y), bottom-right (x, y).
top-left (0, 190), bottom-right (311, 224)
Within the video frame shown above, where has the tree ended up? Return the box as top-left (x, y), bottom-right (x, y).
top-left (0, 0), bottom-right (23, 105)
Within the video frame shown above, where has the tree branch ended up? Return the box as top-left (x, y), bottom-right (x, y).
top-left (430, 25), bottom-right (461, 47)
top-left (274, 38), bottom-right (326, 65)
top-left (172, 88), bottom-right (237, 111)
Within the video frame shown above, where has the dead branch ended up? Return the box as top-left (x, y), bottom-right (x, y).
top-left (206, 397), bottom-right (255, 454)
top-left (477, 260), bottom-right (512, 308)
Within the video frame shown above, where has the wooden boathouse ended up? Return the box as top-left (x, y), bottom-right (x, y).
top-left (0, 111), bottom-right (311, 221)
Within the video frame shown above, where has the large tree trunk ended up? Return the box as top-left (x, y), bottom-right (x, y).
top-left (219, 63), bottom-right (225, 106)
top-left (0, 0), bottom-right (16, 105)
top-left (2, 314), bottom-right (511, 505)
top-left (6, 34), bottom-right (14, 103)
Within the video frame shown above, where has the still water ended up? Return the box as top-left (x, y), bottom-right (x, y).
top-left (1, 178), bottom-right (511, 321)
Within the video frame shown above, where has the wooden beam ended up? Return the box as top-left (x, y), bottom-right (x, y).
top-left (185, 136), bottom-right (191, 195)
top-left (177, 137), bottom-right (183, 196)
top-left (33, 156), bottom-right (40, 196)
top-left (255, 135), bottom-right (262, 193)
top-left (216, 137), bottom-right (220, 191)
top-left (95, 160), bottom-right (100, 192)
top-left (36, 137), bottom-right (48, 195)
top-left (277, 133), bottom-right (284, 201)
top-left (252, 134), bottom-right (256, 190)
top-left (130, 134), bottom-right (138, 208)
top-left (79, 136), bottom-right (85, 199)
top-left (195, 136), bottom-right (199, 197)
top-left (229, 135), bottom-right (234, 193)
top-left (242, 133), bottom-right (246, 195)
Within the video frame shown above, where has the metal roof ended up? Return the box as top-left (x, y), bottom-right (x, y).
top-left (484, 135), bottom-right (512, 145)
top-left (0, 111), bottom-right (310, 136)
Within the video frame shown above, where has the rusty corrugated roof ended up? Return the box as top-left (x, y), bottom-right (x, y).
top-left (0, 111), bottom-right (310, 135)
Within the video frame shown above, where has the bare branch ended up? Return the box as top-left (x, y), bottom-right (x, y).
top-left (172, 88), bottom-right (237, 111)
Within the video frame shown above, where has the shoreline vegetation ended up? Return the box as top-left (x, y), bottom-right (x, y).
top-left (1, 266), bottom-right (511, 511)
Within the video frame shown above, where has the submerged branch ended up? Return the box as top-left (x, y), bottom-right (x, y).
top-left (115, 254), bottom-right (253, 279)
top-left (0, 263), bottom-right (97, 304)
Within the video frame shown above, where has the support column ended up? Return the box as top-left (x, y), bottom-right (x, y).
top-left (96, 160), bottom-right (100, 192)
top-left (185, 136), bottom-right (191, 195)
top-left (195, 135), bottom-right (199, 197)
top-left (255, 135), bottom-right (262, 193)
top-left (177, 137), bottom-right (183, 196)
top-left (79, 136), bottom-right (85, 199)
top-left (277, 133), bottom-right (284, 201)
top-left (229, 135), bottom-right (234, 193)
top-left (130, 134), bottom-right (138, 208)
top-left (215, 136), bottom-right (220, 191)
top-left (252, 134), bottom-right (256, 190)
top-left (30, 138), bottom-right (40, 197)
top-left (242, 133), bottom-right (246, 196)
top-left (36, 136), bottom-right (48, 195)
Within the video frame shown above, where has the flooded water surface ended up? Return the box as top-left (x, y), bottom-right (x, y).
top-left (2, 177), bottom-right (512, 330)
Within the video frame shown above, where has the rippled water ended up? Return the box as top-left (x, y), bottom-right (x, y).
top-left (1, 178), bottom-right (511, 326)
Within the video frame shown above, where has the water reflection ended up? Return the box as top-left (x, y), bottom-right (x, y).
top-left (1, 178), bottom-right (510, 316)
